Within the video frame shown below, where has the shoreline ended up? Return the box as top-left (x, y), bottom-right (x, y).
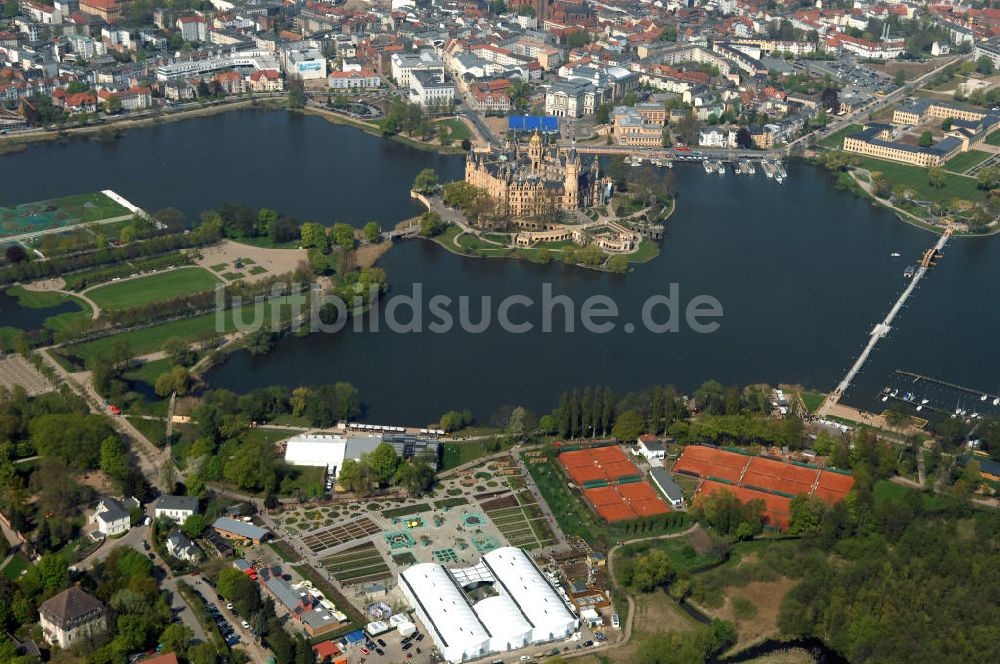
top-left (0, 96), bottom-right (287, 148)
top-left (301, 104), bottom-right (467, 155)
top-left (0, 95), bottom-right (466, 157)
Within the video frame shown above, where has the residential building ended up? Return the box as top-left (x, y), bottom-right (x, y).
top-left (39, 587), bottom-right (108, 649)
top-left (974, 40), bottom-right (1000, 71)
top-left (78, 0), bottom-right (120, 23)
top-left (249, 69), bottom-right (283, 92)
top-left (409, 69), bottom-right (454, 109)
top-left (154, 495), bottom-right (199, 523)
top-left (89, 496), bottom-right (137, 536)
top-left (390, 50), bottom-right (444, 89)
top-left (285, 46), bottom-right (326, 80)
top-left (328, 69), bottom-right (381, 90)
top-left (176, 16), bottom-right (208, 43)
top-left (165, 530), bottom-right (201, 563)
top-left (212, 517), bottom-right (270, 545)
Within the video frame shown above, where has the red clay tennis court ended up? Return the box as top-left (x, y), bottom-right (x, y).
top-left (741, 457), bottom-right (819, 497)
top-left (558, 446), bottom-right (641, 485)
top-left (698, 480), bottom-right (792, 530)
top-left (672, 446), bottom-right (750, 484)
top-left (812, 470), bottom-right (855, 505)
top-left (583, 482), bottom-right (670, 522)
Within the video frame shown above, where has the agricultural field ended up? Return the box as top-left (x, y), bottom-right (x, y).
top-left (299, 516), bottom-right (382, 554)
top-left (0, 191), bottom-right (131, 239)
top-left (86, 267), bottom-right (221, 311)
top-left (319, 542), bottom-right (391, 584)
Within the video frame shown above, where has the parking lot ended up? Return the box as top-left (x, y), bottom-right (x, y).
top-left (342, 626), bottom-right (435, 664)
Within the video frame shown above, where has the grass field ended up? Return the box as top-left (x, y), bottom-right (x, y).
top-left (858, 157), bottom-right (983, 203)
top-left (437, 118), bottom-right (471, 141)
top-left (86, 267), bottom-right (220, 311)
top-left (123, 357), bottom-right (173, 388)
top-left (0, 191), bottom-right (131, 239)
top-left (61, 297), bottom-right (304, 367)
top-left (0, 553), bottom-right (32, 580)
top-left (820, 124), bottom-right (863, 150)
top-left (987, 130), bottom-right (1000, 146)
top-left (441, 440), bottom-right (516, 471)
top-left (945, 150), bottom-right (991, 174)
top-left (800, 391), bottom-right (826, 413)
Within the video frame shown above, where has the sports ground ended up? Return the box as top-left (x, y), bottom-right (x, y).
top-left (0, 192), bottom-right (132, 240)
top-left (673, 445), bottom-right (855, 530)
top-left (558, 446), bottom-right (670, 522)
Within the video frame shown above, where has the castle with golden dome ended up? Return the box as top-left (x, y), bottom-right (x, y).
top-left (464, 132), bottom-right (608, 226)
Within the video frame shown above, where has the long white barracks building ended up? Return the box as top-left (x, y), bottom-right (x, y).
top-left (399, 547), bottom-right (578, 663)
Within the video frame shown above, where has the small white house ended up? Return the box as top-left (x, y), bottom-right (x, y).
top-left (698, 127), bottom-right (727, 147)
top-left (636, 434), bottom-right (665, 461)
top-left (89, 497), bottom-right (139, 536)
top-left (649, 467), bottom-right (685, 509)
top-left (166, 530), bottom-right (201, 563)
top-left (154, 495), bottom-right (199, 524)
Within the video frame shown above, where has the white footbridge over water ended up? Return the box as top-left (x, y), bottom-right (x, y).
top-left (824, 228), bottom-right (952, 410)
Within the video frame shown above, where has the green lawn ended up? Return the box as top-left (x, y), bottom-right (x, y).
top-left (986, 130), bottom-right (1000, 146)
top-left (437, 118), bottom-right (471, 141)
top-left (0, 553), bottom-right (32, 581)
top-left (126, 415), bottom-right (167, 447)
top-left (87, 267), bottom-right (221, 311)
top-left (857, 157), bottom-right (984, 203)
top-left (800, 391), bottom-right (826, 413)
top-left (945, 150), bottom-right (991, 174)
top-left (820, 123), bottom-right (863, 149)
top-left (62, 299), bottom-right (296, 366)
top-left (441, 440), bottom-right (516, 471)
top-left (628, 238), bottom-right (661, 263)
top-left (123, 357), bottom-right (173, 387)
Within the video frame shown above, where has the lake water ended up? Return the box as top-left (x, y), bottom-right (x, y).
top-left (2, 109), bottom-right (997, 422)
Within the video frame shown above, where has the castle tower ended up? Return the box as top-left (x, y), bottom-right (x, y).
top-left (564, 149), bottom-right (580, 209)
top-left (528, 130), bottom-right (543, 176)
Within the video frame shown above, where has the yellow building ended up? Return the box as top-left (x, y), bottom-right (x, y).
top-left (892, 99), bottom-right (988, 126)
top-left (465, 132), bottom-right (606, 225)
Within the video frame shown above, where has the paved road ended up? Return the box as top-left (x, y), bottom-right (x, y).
top-left (38, 348), bottom-right (170, 488)
top-left (161, 575), bottom-right (209, 644)
top-left (80, 524), bottom-right (150, 568)
top-left (191, 573), bottom-right (274, 664)
top-left (787, 54), bottom-right (969, 153)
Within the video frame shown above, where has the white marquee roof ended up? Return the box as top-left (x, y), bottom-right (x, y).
top-left (481, 547), bottom-right (576, 634)
top-left (399, 563), bottom-right (490, 653)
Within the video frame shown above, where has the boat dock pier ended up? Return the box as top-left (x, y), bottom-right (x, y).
top-left (820, 229), bottom-right (952, 415)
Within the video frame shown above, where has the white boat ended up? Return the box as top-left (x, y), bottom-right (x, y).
top-left (981, 394), bottom-right (988, 401)
top-left (921, 398), bottom-right (929, 405)
top-left (993, 397), bottom-right (999, 406)
top-left (882, 395), bottom-right (889, 402)
top-left (890, 252), bottom-right (901, 257)
top-left (916, 405), bottom-right (922, 412)
top-left (717, 162), bottom-right (726, 174)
